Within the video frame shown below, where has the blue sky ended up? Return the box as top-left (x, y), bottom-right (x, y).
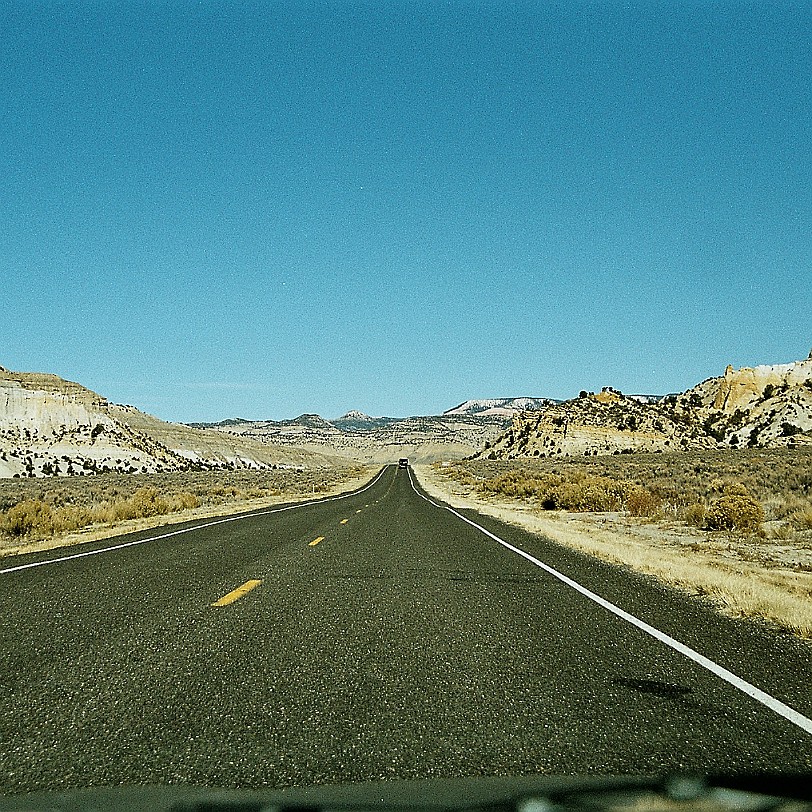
top-left (2, 1), bottom-right (810, 422)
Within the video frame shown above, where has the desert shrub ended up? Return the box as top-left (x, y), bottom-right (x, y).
top-left (480, 470), bottom-right (636, 512)
top-left (681, 503), bottom-right (707, 527)
top-left (705, 493), bottom-right (764, 533)
top-left (721, 481), bottom-right (751, 497)
top-left (118, 487), bottom-right (199, 518)
top-left (106, 487), bottom-right (175, 522)
top-left (50, 505), bottom-right (95, 534)
top-left (562, 476), bottom-right (633, 511)
top-left (625, 486), bottom-right (661, 517)
top-left (0, 467), bottom-right (368, 545)
top-left (164, 491), bottom-right (200, 512)
top-left (648, 484), bottom-right (689, 507)
top-left (1, 500), bottom-right (54, 538)
top-left (131, 487), bottom-right (169, 516)
top-left (443, 467), bottom-right (479, 488)
top-left (781, 422), bottom-right (802, 437)
top-left (708, 479), bottom-right (750, 497)
top-left (106, 501), bottom-right (133, 522)
top-left (210, 485), bottom-right (246, 500)
top-left (789, 509), bottom-right (812, 531)
top-left (564, 481), bottom-right (620, 511)
top-left (768, 495), bottom-right (807, 520)
top-left (768, 523), bottom-right (793, 540)
top-left (480, 471), bottom-right (564, 501)
top-left (451, 449), bottom-right (812, 532)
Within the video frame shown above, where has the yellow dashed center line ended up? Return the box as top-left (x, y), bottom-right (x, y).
top-left (309, 536), bottom-right (325, 547)
top-left (211, 579), bottom-right (263, 607)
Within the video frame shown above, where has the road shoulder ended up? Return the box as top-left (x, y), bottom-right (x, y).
top-left (413, 464), bottom-right (812, 639)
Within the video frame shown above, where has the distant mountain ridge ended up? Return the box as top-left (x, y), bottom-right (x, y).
top-left (444, 397), bottom-right (559, 417)
top-left (192, 412), bottom-right (509, 464)
top-left (191, 399), bottom-right (544, 428)
top-left (331, 411), bottom-right (399, 432)
top-left (187, 400), bottom-right (548, 462)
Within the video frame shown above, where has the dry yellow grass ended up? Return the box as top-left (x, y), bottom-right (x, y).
top-left (0, 465), bottom-right (375, 559)
top-left (415, 460), bottom-right (812, 639)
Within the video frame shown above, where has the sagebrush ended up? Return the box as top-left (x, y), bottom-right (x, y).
top-left (440, 448), bottom-right (812, 537)
top-left (0, 466), bottom-right (368, 545)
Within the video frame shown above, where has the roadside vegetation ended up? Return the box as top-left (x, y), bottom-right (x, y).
top-left (426, 448), bottom-right (812, 637)
top-left (444, 448), bottom-right (812, 538)
top-left (0, 466), bottom-right (371, 556)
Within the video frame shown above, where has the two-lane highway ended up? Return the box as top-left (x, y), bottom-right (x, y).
top-left (1, 465), bottom-right (810, 794)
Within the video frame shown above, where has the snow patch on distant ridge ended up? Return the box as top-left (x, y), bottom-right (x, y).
top-left (337, 410), bottom-right (375, 421)
top-left (444, 397), bottom-right (556, 417)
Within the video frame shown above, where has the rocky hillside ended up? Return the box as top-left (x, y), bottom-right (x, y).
top-left (475, 353), bottom-right (812, 460)
top-left (0, 367), bottom-right (337, 478)
top-left (679, 353), bottom-right (812, 447)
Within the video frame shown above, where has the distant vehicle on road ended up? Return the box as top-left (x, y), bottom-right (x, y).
top-left (398, 458), bottom-right (409, 469)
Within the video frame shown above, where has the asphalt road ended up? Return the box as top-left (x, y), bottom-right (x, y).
top-left (1, 464), bottom-right (810, 795)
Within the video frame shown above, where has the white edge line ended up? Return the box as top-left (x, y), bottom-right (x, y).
top-left (0, 467), bottom-right (388, 576)
top-left (408, 468), bottom-right (812, 737)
